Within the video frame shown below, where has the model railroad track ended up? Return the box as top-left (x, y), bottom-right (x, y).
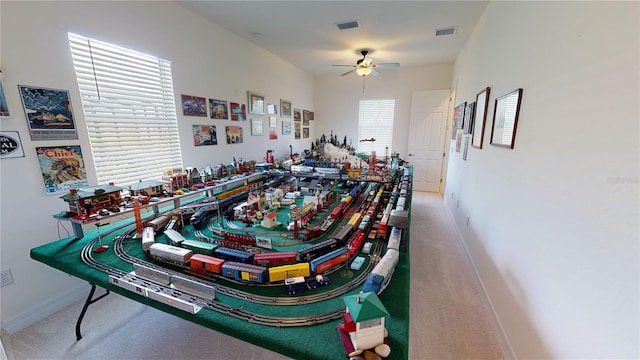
top-left (80, 226), bottom-right (348, 326)
top-left (113, 227), bottom-right (378, 305)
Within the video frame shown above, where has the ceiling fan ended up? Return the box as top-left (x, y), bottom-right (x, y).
top-left (333, 50), bottom-right (400, 77)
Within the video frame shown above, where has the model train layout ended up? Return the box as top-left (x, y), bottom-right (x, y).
top-left (60, 143), bottom-right (411, 358)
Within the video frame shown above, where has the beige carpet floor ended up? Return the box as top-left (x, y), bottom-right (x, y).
top-left (1, 191), bottom-right (503, 359)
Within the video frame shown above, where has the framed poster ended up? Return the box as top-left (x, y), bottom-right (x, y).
top-left (280, 99), bottom-right (292, 117)
top-left (251, 118), bottom-right (263, 136)
top-left (225, 125), bottom-right (243, 144)
top-left (209, 99), bottom-right (228, 119)
top-left (294, 122), bottom-right (301, 139)
top-left (267, 103), bottom-right (277, 115)
top-left (282, 121), bottom-right (291, 135)
top-left (18, 85), bottom-right (78, 141)
top-left (293, 108), bottom-right (301, 122)
top-left (462, 135), bottom-right (470, 161)
top-left (269, 129), bottom-right (278, 140)
top-left (452, 102), bottom-right (465, 140)
top-left (248, 91), bottom-right (265, 115)
top-left (303, 110), bottom-right (310, 126)
top-left (471, 87), bottom-right (491, 149)
top-left (193, 125), bottom-right (217, 146)
top-left (0, 72), bottom-right (10, 117)
top-left (0, 131), bottom-right (25, 158)
top-left (181, 94), bottom-right (207, 117)
top-left (490, 88), bottom-right (523, 149)
top-left (463, 102), bottom-right (475, 134)
top-left (269, 116), bottom-right (277, 128)
top-left (229, 102), bottom-right (246, 121)
top-left (303, 127), bottom-right (309, 138)
top-left (36, 145), bottom-right (88, 195)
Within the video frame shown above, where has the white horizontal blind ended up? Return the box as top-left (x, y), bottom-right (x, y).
top-left (68, 33), bottom-right (183, 186)
top-left (358, 99), bottom-right (395, 157)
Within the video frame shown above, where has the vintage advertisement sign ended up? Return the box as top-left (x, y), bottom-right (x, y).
top-left (0, 131), bottom-right (25, 159)
top-left (36, 145), bottom-right (88, 195)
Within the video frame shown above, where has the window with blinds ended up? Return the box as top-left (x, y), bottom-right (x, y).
top-left (358, 99), bottom-right (395, 157)
top-left (68, 32), bottom-right (183, 186)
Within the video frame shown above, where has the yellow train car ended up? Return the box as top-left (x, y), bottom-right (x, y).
top-left (347, 211), bottom-right (363, 228)
top-left (268, 262), bottom-right (310, 282)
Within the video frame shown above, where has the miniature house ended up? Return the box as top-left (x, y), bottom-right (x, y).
top-left (342, 292), bottom-right (389, 351)
top-left (261, 211), bottom-right (278, 229)
top-left (129, 179), bottom-right (167, 197)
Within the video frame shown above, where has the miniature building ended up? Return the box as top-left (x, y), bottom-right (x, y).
top-left (61, 184), bottom-right (124, 215)
top-left (261, 211), bottom-right (278, 229)
top-left (129, 179), bottom-right (167, 197)
top-left (342, 292), bottom-right (389, 351)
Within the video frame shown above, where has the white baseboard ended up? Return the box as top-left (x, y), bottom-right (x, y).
top-left (1, 283), bottom-right (91, 335)
top-left (443, 201), bottom-right (517, 359)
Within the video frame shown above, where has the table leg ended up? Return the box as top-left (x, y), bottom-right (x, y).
top-left (76, 285), bottom-right (110, 340)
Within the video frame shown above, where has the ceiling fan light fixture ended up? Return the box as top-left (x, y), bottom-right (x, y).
top-left (356, 67), bottom-right (372, 76)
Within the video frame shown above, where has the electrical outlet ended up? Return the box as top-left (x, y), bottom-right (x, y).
top-left (1, 268), bottom-right (14, 287)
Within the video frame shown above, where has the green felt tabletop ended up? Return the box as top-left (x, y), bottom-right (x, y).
top-left (31, 216), bottom-right (410, 360)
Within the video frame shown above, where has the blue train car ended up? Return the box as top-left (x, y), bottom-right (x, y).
top-left (310, 247), bottom-right (349, 274)
top-left (214, 247), bottom-right (255, 264)
top-left (221, 261), bottom-right (267, 283)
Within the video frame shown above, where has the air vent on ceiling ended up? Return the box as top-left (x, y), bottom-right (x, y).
top-left (336, 20), bottom-right (360, 30)
top-left (435, 26), bottom-right (457, 36)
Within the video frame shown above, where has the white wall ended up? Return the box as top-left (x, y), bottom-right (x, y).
top-left (0, 1), bottom-right (313, 331)
top-left (446, 1), bottom-right (639, 358)
top-left (314, 64), bottom-right (453, 158)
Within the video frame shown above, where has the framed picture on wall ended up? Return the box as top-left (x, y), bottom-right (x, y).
top-left (463, 102), bottom-right (475, 134)
top-left (303, 127), bottom-right (309, 138)
top-left (471, 87), bottom-right (490, 149)
top-left (282, 121), bottom-right (291, 135)
top-left (208, 99), bottom-right (228, 119)
top-left (0, 71), bottom-right (10, 117)
top-left (294, 122), bottom-right (301, 139)
top-left (251, 118), bottom-right (264, 136)
top-left (490, 88), bottom-right (523, 149)
top-left (247, 91), bottom-right (265, 115)
top-left (225, 125), bottom-right (243, 144)
top-left (281, 99), bottom-right (292, 117)
top-left (181, 94), bottom-right (207, 117)
top-left (293, 108), bottom-right (301, 122)
top-left (452, 102), bottom-right (466, 140)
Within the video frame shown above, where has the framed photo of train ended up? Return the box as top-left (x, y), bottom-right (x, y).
top-left (208, 99), bottom-right (228, 119)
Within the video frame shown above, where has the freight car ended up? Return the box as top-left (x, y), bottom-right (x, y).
top-left (181, 239), bottom-right (217, 256)
top-left (268, 262), bottom-right (311, 282)
top-left (253, 251), bottom-right (298, 267)
top-left (142, 226), bottom-right (155, 252)
top-left (214, 247), bottom-right (254, 264)
top-left (310, 247), bottom-right (349, 274)
top-left (221, 262), bottom-right (267, 283)
top-left (297, 238), bottom-right (338, 262)
top-left (149, 243), bottom-right (192, 266)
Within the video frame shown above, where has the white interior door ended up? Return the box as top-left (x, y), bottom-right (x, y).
top-left (408, 90), bottom-right (450, 192)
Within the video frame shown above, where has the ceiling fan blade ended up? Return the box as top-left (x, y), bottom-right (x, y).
top-left (332, 64), bottom-right (355, 67)
top-left (374, 62), bottom-right (400, 69)
top-left (341, 69), bottom-right (356, 76)
top-left (370, 69), bottom-right (381, 76)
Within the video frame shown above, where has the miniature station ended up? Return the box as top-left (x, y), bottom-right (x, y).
top-left (52, 133), bottom-right (412, 359)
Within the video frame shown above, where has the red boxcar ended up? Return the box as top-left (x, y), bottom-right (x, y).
top-left (190, 254), bottom-right (225, 274)
top-left (253, 251), bottom-right (298, 267)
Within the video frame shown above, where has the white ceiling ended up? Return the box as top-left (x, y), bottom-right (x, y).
top-left (177, 1), bottom-right (489, 76)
